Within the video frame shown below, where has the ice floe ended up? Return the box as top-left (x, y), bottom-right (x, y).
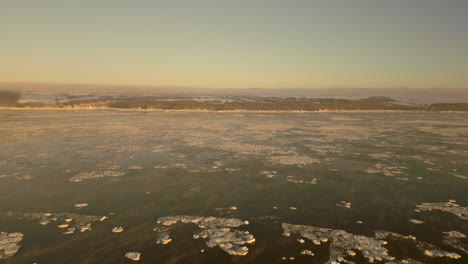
top-left (74, 203), bottom-right (88, 208)
top-left (442, 231), bottom-right (468, 254)
top-left (368, 153), bottom-right (392, 160)
top-left (154, 215), bottom-right (255, 256)
top-left (69, 170), bottom-right (124, 182)
top-left (286, 175), bottom-right (317, 184)
top-left (375, 231), bottom-right (461, 259)
top-left (415, 200), bottom-right (468, 221)
top-left (366, 163), bottom-right (407, 177)
top-left (283, 223), bottom-right (395, 264)
top-left (409, 219), bottom-right (424, 224)
top-left (260, 170), bottom-right (277, 178)
top-left (0, 212), bottom-right (103, 235)
top-left (300, 249), bottom-right (314, 256)
top-left (268, 155), bottom-right (320, 165)
top-left (336, 201), bottom-right (351, 209)
top-left (125, 252), bottom-right (141, 261)
top-left (386, 259), bottom-right (424, 264)
top-left (0, 232), bottom-right (23, 260)
top-left (112, 227), bottom-right (124, 233)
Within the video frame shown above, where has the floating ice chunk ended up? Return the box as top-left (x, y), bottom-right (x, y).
top-left (161, 219), bottom-right (178, 226)
top-left (273, 206), bottom-right (278, 210)
top-left (63, 227), bottom-right (76, 235)
top-left (74, 203), bottom-right (88, 208)
top-left (416, 201), bottom-right (468, 221)
top-left (125, 252), bottom-right (141, 261)
top-left (423, 250), bottom-right (461, 259)
top-left (99, 216), bottom-right (108, 221)
top-left (442, 231), bottom-right (468, 254)
top-left (0, 232), bottom-right (23, 260)
top-left (297, 238), bottom-right (305, 243)
top-left (268, 155), bottom-right (320, 165)
top-left (112, 227), bottom-right (124, 233)
top-left (300, 249), bottom-right (314, 256)
top-left (39, 219), bottom-right (50, 226)
top-left (369, 153), bottom-right (392, 160)
top-left (289, 207), bottom-right (297, 210)
top-left (128, 165), bottom-right (143, 170)
top-left (356, 221), bottom-right (363, 224)
top-left (409, 219), bottom-right (424, 224)
top-left (283, 223), bottom-right (395, 264)
top-left (69, 170), bottom-right (124, 182)
top-left (79, 223), bottom-right (92, 232)
top-left (156, 234), bottom-right (172, 245)
top-left (386, 259), bottom-right (425, 264)
top-left (286, 176), bottom-right (318, 184)
top-left (366, 163), bottom-right (407, 178)
top-left (2, 212), bottom-right (102, 236)
top-left (336, 201), bottom-right (351, 209)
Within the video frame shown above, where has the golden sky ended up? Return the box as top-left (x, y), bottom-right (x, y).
top-left (1, 0), bottom-right (468, 89)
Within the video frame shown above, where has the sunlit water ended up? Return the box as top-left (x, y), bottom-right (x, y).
top-left (1, 109), bottom-right (467, 264)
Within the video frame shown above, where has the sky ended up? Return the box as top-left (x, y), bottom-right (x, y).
top-left (1, 0), bottom-right (468, 89)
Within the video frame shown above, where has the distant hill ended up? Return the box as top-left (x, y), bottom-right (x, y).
top-left (1, 82), bottom-right (467, 104)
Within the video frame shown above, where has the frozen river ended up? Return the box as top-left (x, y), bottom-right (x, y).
top-left (0, 109), bottom-right (467, 263)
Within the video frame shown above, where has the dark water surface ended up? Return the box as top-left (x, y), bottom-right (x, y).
top-left (1, 110), bottom-right (467, 263)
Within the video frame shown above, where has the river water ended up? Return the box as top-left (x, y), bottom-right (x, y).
top-left (0, 109), bottom-right (467, 263)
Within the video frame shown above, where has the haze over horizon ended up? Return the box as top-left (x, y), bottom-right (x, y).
top-left (2, 0), bottom-right (468, 89)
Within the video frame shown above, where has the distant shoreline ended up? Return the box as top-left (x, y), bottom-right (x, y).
top-left (2, 106), bottom-right (468, 114)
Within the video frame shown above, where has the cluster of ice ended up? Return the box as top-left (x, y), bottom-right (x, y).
top-left (0, 232), bottom-right (23, 260)
top-left (415, 200), bottom-right (468, 221)
top-left (268, 155), bottom-right (320, 165)
top-left (1, 212), bottom-right (103, 235)
top-left (154, 215), bottom-right (255, 256)
top-left (366, 163), bottom-right (407, 177)
top-left (306, 144), bottom-right (342, 156)
top-left (0, 172), bottom-right (33, 180)
top-left (217, 141), bottom-right (280, 155)
top-left (300, 249), bottom-right (314, 256)
top-left (260, 170), bottom-right (277, 178)
top-left (442, 231), bottom-right (468, 254)
top-left (69, 170), bottom-right (124, 182)
top-left (386, 259), bottom-right (424, 264)
top-left (336, 201), bottom-right (351, 209)
top-left (283, 223), bottom-right (395, 264)
top-left (375, 231), bottom-right (461, 259)
top-left (286, 175), bottom-right (317, 184)
top-left (216, 206), bottom-right (238, 211)
top-left (125, 252), bottom-right (141, 261)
